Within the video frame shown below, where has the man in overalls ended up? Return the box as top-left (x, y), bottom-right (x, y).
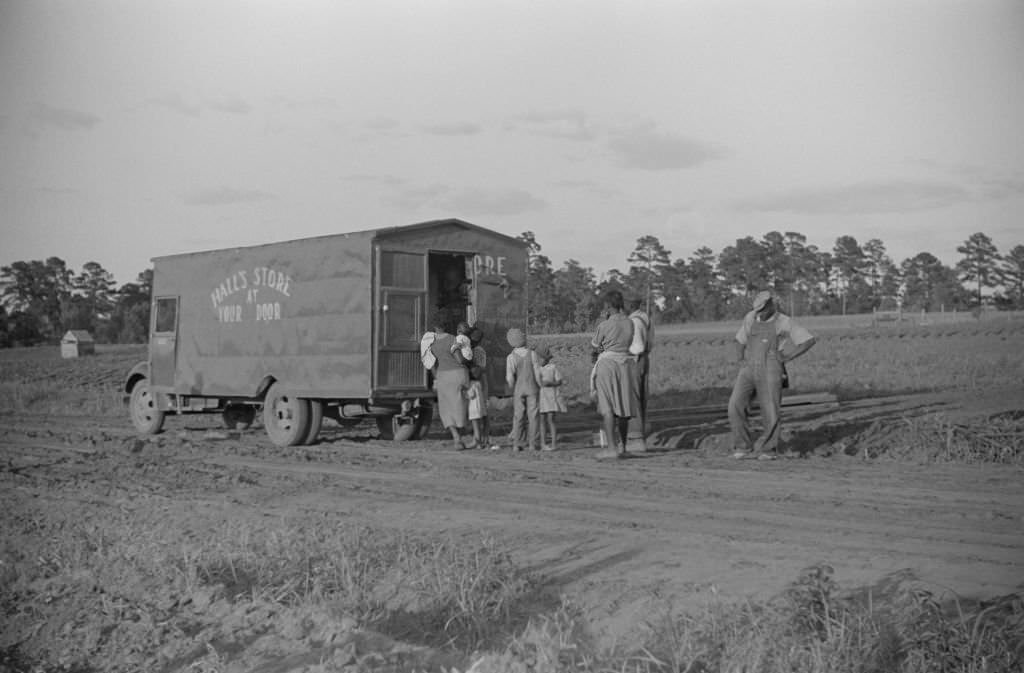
top-left (728, 291), bottom-right (816, 459)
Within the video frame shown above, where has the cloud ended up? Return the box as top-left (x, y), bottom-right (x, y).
top-left (607, 123), bottom-right (723, 170)
top-left (364, 116), bottom-right (400, 131)
top-left (207, 96), bottom-right (252, 115)
top-left (553, 179), bottom-right (620, 200)
top-left (341, 174), bottom-right (406, 186)
top-left (507, 109), bottom-right (595, 141)
top-left (420, 122), bottom-right (481, 136)
top-left (740, 179), bottom-right (973, 214)
top-left (30, 103), bottom-right (99, 130)
top-left (975, 176), bottom-right (1024, 200)
top-left (383, 185), bottom-right (547, 215)
top-left (37, 186), bottom-right (79, 196)
top-left (383, 184), bottom-right (450, 210)
top-left (442, 188), bottom-right (547, 216)
top-left (183, 187), bottom-right (276, 206)
top-left (639, 202), bottom-right (697, 217)
top-left (267, 95), bottom-right (337, 110)
top-left (147, 94), bottom-right (201, 117)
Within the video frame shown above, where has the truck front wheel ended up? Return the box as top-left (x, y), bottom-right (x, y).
top-left (263, 383), bottom-right (311, 447)
top-left (129, 378), bottom-right (165, 435)
top-left (301, 400), bottom-right (323, 445)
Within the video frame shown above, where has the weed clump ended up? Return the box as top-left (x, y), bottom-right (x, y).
top-left (466, 564), bottom-right (1024, 673)
top-left (878, 413), bottom-right (1024, 465)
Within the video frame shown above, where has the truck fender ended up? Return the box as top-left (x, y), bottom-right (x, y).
top-left (124, 361), bottom-right (150, 394)
top-left (255, 376), bottom-right (277, 400)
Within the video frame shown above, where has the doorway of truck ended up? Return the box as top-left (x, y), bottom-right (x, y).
top-left (427, 251), bottom-right (475, 329)
top-left (374, 249), bottom-right (476, 390)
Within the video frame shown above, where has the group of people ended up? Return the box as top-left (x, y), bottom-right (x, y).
top-left (419, 288), bottom-right (816, 460)
top-left (419, 319), bottom-right (493, 451)
top-left (419, 315), bottom-right (570, 452)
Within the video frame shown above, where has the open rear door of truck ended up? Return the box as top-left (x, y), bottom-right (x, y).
top-left (375, 248), bottom-right (429, 390)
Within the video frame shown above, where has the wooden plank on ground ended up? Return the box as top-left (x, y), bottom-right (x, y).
top-left (781, 392), bottom-right (838, 407)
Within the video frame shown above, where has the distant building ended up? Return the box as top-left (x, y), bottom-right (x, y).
top-left (61, 330), bottom-right (96, 358)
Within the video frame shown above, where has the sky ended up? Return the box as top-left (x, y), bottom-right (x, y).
top-left (1, 0), bottom-right (1022, 287)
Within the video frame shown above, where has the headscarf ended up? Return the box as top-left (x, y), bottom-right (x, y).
top-left (506, 328), bottom-right (525, 348)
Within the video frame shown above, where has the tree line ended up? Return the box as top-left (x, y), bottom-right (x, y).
top-left (518, 231), bottom-right (1024, 334)
top-left (0, 259), bottom-right (152, 347)
top-left (1, 231), bottom-right (1021, 346)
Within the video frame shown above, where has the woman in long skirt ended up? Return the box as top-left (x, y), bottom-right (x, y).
top-left (428, 316), bottom-right (474, 449)
top-left (589, 290), bottom-right (640, 459)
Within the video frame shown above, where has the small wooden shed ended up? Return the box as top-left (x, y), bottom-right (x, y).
top-left (61, 330), bottom-right (96, 358)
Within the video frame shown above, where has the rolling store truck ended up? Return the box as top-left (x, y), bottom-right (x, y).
top-left (124, 219), bottom-right (528, 446)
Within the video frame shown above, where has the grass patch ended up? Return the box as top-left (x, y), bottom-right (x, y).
top-left (484, 565), bottom-right (1024, 673)
top-left (532, 321), bottom-right (1024, 403)
top-left (877, 413), bottom-right (1024, 465)
top-left (4, 499), bottom-right (1022, 672)
top-left (0, 502), bottom-right (539, 672)
top-left (0, 381), bottom-right (125, 416)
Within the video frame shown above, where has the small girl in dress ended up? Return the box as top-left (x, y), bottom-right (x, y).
top-left (465, 327), bottom-right (496, 450)
top-left (534, 344), bottom-right (566, 451)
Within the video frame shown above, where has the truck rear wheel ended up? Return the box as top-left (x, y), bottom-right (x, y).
top-left (262, 383), bottom-right (311, 447)
top-left (302, 400), bottom-right (323, 445)
top-left (129, 378), bottom-right (165, 435)
top-left (376, 403), bottom-right (432, 441)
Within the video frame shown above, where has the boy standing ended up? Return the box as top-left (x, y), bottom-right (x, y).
top-left (505, 328), bottom-right (542, 452)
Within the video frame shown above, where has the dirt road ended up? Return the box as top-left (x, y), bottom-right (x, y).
top-left (3, 386), bottom-right (1024, 672)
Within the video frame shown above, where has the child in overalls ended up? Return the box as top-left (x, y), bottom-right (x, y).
top-left (728, 291), bottom-right (816, 459)
top-left (505, 328), bottom-right (542, 452)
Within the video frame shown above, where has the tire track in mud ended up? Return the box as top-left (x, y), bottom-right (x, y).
top-left (4, 391), bottom-right (1023, 622)
top-left (193, 437), bottom-right (1024, 609)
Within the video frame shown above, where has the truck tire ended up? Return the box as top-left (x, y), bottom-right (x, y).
top-left (223, 404), bottom-right (256, 430)
top-left (376, 404), bottom-right (431, 441)
top-left (129, 378), bottom-right (165, 435)
top-left (301, 400), bottom-right (323, 445)
top-left (262, 383), bottom-right (311, 447)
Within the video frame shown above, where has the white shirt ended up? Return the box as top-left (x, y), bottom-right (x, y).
top-left (629, 310), bottom-right (653, 356)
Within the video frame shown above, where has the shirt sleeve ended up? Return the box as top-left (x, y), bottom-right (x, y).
top-left (629, 315), bottom-right (646, 355)
top-left (779, 315), bottom-right (814, 346)
top-left (453, 335), bottom-right (473, 360)
top-left (505, 353), bottom-right (515, 386)
top-left (735, 313), bottom-right (753, 344)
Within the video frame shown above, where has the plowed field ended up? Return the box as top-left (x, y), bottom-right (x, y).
top-left (2, 338), bottom-right (1023, 672)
